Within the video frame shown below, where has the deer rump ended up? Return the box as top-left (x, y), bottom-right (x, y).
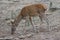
top-left (11, 4), bottom-right (49, 34)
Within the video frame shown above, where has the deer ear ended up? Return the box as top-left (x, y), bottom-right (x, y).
top-left (11, 21), bottom-right (14, 24)
top-left (10, 19), bottom-right (14, 24)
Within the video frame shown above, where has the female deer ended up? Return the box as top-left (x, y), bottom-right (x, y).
top-left (11, 4), bottom-right (49, 34)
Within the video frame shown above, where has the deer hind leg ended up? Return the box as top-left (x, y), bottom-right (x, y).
top-left (44, 15), bottom-right (49, 26)
top-left (40, 13), bottom-right (50, 31)
top-left (43, 14), bottom-right (50, 31)
top-left (39, 14), bottom-right (49, 25)
top-left (39, 15), bottom-right (44, 25)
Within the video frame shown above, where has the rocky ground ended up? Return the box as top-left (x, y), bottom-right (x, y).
top-left (0, 9), bottom-right (60, 40)
top-left (0, 0), bottom-right (60, 40)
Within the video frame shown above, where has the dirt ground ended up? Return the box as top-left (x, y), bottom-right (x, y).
top-left (0, 10), bottom-right (60, 40)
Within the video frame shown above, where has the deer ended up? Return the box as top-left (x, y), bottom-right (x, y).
top-left (11, 4), bottom-right (49, 35)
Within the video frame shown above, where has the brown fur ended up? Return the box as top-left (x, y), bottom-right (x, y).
top-left (11, 4), bottom-right (49, 34)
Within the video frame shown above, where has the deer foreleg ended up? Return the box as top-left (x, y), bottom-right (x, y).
top-left (29, 16), bottom-right (35, 32)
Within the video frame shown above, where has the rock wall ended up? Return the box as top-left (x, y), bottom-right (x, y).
top-left (0, 0), bottom-right (60, 19)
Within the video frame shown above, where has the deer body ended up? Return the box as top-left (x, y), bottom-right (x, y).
top-left (11, 4), bottom-right (49, 34)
